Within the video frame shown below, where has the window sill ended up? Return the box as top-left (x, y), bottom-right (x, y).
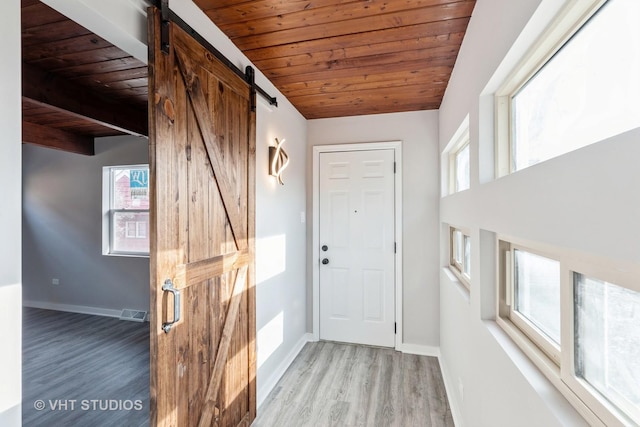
top-left (102, 252), bottom-right (149, 259)
top-left (441, 188), bottom-right (471, 199)
top-left (442, 267), bottom-right (470, 301)
top-left (492, 317), bottom-right (605, 427)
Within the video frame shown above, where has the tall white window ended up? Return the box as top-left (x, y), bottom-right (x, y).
top-left (496, 0), bottom-right (640, 175)
top-left (103, 165), bottom-right (150, 256)
top-left (502, 244), bottom-right (560, 363)
top-left (453, 143), bottom-right (470, 192)
top-left (446, 117), bottom-right (470, 193)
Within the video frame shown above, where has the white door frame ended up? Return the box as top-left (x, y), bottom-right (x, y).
top-left (312, 141), bottom-right (403, 350)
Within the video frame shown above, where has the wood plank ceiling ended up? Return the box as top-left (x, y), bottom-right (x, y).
top-left (194, 0), bottom-right (476, 119)
top-left (20, 0), bottom-right (475, 155)
top-left (21, 0), bottom-right (148, 155)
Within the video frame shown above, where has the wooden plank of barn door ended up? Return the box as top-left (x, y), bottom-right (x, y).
top-left (148, 9), bottom-right (180, 427)
top-left (246, 74), bottom-right (257, 424)
top-left (210, 67), bottom-right (233, 427)
top-left (172, 32), bottom-right (190, 427)
top-left (222, 89), bottom-right (251, 427)
top-left (207, 66), bottom-right (232, 427)
top-left (185, 57), bottom-right (212, 425)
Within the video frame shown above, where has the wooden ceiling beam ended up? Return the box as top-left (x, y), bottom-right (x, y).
top-left (21, 3), bottom-right (68, 28)
top-left (262, 46), bottom-right (459, 79)
top-left (22, 20), bottom-right (91, 48)
top-left (301, 101), bottom-right (442, 119)
top-left (253, 32), bottom-right (466, 71)
top-left (276, 66), bottom-right (453, 93)
top-left (231, 2), bottom-right (476, 50)
top-left (201, 0), bottom-right (356, 23)
top-left (22, 120), bottom-right (95, 156)
top-left (270, 60), bottom-right (453, 86)
top-left (69, 67), bottom-right (148, 85)
top-left (289, 87), bottom-right (444, 108)
top-left (194, 0), bottom-right (256, 9)
top-left (22, 62), bottom-right (148, 137)
top-left (50, 56), bottom-right (145, 79)
top-left (282, 79), bottom-right (448, 99)
top-left (22, 33), bottom-right (112, 62)
top-left (21, 0), bottom-right (42, 7)
top-left (288, 84), bottom-right (446, 119)
top-left (28, 46), bottom-right (132, 71)
top-left (244, 17), bottom-right (471, 61)
top-left (218, 0), bottom-right (468, 39)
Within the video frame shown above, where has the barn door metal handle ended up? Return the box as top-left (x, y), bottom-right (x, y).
top-left (162, 279), bottom-right (180, 333)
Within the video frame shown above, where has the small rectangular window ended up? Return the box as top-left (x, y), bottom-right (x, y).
top-left (445, 116), bottom-right (470, 195)
top-left (463, 235), bottom-right (470, 276)
top-left (103, 165), bottom-right (150, 256)
top-left (500, 243), bottom-right (560, 363)
top-left (574, 273), bottom-right (640, 424)
top-left (450, 227), bottom-right (470, 288)
top-left (454, 143), bottom-right (470, 192)
top-left (126, 221), bottom-right (137, 238)
top-left (514, 249), bottom-right (561, 345)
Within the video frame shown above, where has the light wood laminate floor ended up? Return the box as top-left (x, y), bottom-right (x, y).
top-left (22, 308), bottom-right (150, 427)
top-left (253, 341), bottom-right (454, 427)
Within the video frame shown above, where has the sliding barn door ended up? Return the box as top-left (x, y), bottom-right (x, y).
top-left (148, 9), bottom-right (256, 427)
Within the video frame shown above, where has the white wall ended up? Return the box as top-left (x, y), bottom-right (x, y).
top-left (307, 111), bottom-right (440, 350)
top-left (254, 100), bottom-right (308, 405)
top-left (438, 0), bottom-right (639, 426)
top-left (0, 0), bottom-right (22, 425)
top-left (22, 136), bottom-right (150, 315)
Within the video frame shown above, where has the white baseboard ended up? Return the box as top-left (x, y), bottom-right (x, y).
top-left (23, 300), bottom-right (124, 319)
top-left (439, 357), bottom-right (464, 427)
top-left (397, 342), bottom-right (441, 357)
top-left (257, 332), bottom-right (314, 409)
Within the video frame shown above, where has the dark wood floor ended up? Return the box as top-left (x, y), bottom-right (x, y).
top-left (253, 341), bottom-right (454, 427)
top-left (22, 308), bottom-right (150, 427)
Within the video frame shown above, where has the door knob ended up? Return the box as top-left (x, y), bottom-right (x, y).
top-left (322, 258), bottom-right (329, 265)
top-left (321, 245), bottom-right (328, 251)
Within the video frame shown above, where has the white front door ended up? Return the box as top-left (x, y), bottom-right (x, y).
top-left (319, 149), bottom-right (395, 347)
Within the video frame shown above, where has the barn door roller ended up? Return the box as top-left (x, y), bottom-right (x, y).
top-left (160, 0), bottom-right (170, 55)
top-left (154, 0), bottom-right (277, 107)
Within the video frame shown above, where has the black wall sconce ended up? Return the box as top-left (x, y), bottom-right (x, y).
top-left (269, 137), bottom-right (289, 185)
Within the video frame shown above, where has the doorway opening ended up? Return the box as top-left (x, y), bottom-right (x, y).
top-left (21, 0), bottom-right (151, 424)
